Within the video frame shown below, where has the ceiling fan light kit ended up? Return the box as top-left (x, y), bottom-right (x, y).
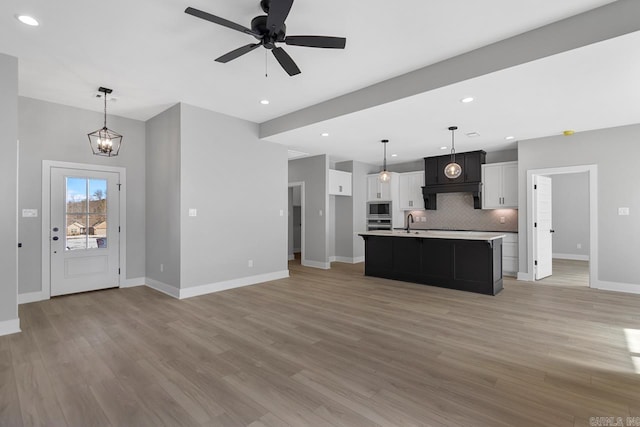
top-left (185, 0), bottom-right (346, 76)
top-left (87, 87), bottom-right (122, 157)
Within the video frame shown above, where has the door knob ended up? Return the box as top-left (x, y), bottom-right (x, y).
top-left (52, 236), bottom-right (59, 241)
top-left (550, 229), bottom-right (555, 233)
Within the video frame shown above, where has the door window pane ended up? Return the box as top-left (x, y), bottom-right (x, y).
top-left (66, 178), bottom-right (87, 213)
top-left (65, 177), bottom-right (108, 250)
top-left (66, 214), bottom-right (87, 250)
top-left (89, 179), bottom-right (107, 213)
top-left (88, 214), bottom-right (107, 249)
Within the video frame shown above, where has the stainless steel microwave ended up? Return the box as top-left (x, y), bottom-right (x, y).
top-left (367, 201), bottom-right (391, 218)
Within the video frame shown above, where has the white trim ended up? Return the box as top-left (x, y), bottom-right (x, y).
top-left (553, 253), bottom-right (590, 261)
top-left (517, 271), bottom-right (534, 281)
top-left (525, 165), bottom-right (598, 287)
top-left (18, 290), bottom-right (49, 305)
top-left (0, 318), bottom-right (21, 337)
top-left (302, 259), bottom-right (331, 269)
top-left (121, 277), bottom-right (146, 288)
top-left (179, 270), bottom-right (289, 299)
top-left (288, 254), bottom-right (295, 261)
top-left (288, 182), bottom-right (305, 265)
top-left (329, 256), bottom-right (336, 262)
top-left (592, 280), bottom-right (640, 295)
top-left (145, 278), bottom-right (181, 299)
top-left (331, 256), bottom-right (365, 264)
top-left (42, 161), bottom-right (127, 299)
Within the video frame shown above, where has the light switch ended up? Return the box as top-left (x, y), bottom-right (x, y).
top-left (22, 209), bottom-right (38, 218)
top-left (188, 208), bottom-right (197, 217)
top-left (279, 210), bottom-right (284, 217)
top-left (618, 207), bottom-right (630, 216)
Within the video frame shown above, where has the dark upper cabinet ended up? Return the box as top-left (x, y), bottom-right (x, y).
top-left (422, 150), bottom-right (486, 210)
top-left (424, 157), bottom-right (439, 186)
top-left (424, 150), bottom-right (486, 186)
top-left (462, 151), bottom-right (484, 182)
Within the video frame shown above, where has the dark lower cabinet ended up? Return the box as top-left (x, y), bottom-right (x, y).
top-left (362, 236), bottom-right (503, 295)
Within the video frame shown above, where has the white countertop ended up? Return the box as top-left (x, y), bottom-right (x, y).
top-left (358, 230), bottom-right (506, 241)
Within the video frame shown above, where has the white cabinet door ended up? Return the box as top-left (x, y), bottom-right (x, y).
top-left (482, 165), bottom-right (503, 208)
top-left (329, 170), bottom-right (352, 196)
top-left (501, 163), bottom-right (518, 207)
top-left (399, 172), bottom-right (424, 210)
top-left (482, 162), bottom-right (518, 209)
top-left (367, 175), bottom-right (381, 200)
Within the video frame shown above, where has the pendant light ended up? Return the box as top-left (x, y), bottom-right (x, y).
top-left (444, 126), bottom-right (462, 179)
top-left (379, 139), bottom-right (391, 182)
top-left (88, 87), bottom-right (123, 157)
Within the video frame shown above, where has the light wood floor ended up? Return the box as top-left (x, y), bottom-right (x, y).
top-left (3, 261), bottom-right (640, 427)
top-left (537, 259), bottom-right (590, 287)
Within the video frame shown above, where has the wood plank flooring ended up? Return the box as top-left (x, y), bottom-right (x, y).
top-left (2, 260), bottom-right (640, 426)
top-left (539, 259), bottom-right (590, 287)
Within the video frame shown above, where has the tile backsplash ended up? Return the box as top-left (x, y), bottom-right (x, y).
top-left (406, 193), bottom-right (518, 232)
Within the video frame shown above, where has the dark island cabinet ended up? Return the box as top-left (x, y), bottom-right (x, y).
top-left (362, 236), bottom-right (503, 295)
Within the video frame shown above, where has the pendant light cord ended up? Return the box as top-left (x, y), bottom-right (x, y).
top-left (383, 140), bottom-right (387, 171)
top-left (450, 127), bottom-right (457, 162)
top-left (103, 92), bottom-right (107, 129)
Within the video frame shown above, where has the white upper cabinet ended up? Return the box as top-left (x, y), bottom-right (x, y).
top-left (482, 161), bottom-right (518, 209)
top-left (367, 173), bottom-right (398, 201)
top-left (329, 169), bottom-right (352, 196)
top-left (399, 171), bottom-right (424, 210)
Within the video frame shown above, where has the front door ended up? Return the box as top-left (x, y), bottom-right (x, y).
top-left (50, 167), bottom-right (120, 296)
top-left (534, 175), bottom-right (553, 280)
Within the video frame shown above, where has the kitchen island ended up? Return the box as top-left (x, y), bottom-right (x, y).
top-left (359, 230), bottom-right (505, 295)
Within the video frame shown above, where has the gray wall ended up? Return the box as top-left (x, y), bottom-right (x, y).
top-left (518, 124), bottom-right (640, 286)
top-left (289, 155), bottom-right (329, 266)
top-left (180, 104), bottom-right (288, 287)
top-left (551, 173), bottom-right (590, 258)
top-left (0, 54), bottom-right (18, 322)
top-left (17, 97), bottom-right (146, 295)
top-left (145, 104), bottom-right (181, 288)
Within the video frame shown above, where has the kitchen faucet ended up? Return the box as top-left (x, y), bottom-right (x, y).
top-left (405, 213), bottom-right (414, 233)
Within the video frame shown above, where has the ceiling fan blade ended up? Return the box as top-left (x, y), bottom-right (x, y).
top-left (215, 43), bottom-right (262, 63)
top-left (285, 36), bottom-right (346, 49)
top-left (266, 0), bottom-right (294, 35)
top-left (272, 47), bottom-right (301, 76)
top-left (185, 7), bottom-right (257, 37)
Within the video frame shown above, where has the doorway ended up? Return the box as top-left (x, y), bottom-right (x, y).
top-left (527, 165), bottom-right (597, 287)
top-left (288, 182), bottom-right (305, 265)
top-left (42, 161), bottom-right (127, 298)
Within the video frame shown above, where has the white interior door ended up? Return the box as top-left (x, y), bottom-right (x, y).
top-left (50, 167), bottom-right (120, 296)
top-left (534, 175), bottom-right (553, 280)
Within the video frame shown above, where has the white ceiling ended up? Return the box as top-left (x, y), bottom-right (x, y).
top-left (2, 0), bottom-right (635, 165)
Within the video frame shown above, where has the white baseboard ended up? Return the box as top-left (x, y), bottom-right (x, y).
top-left (553, 253), bottom-right (590, 261)
top-left (179, 270), bottom-right (289, 299)
top-left (145, 278), bottom-right (181, 299)
top-left (331, 256), bottom-right (365, 264)
top-left (302, 259), bottom-right (331, 270)
top-left (517, 272), bottom-right (534, 281)
top-left (592, 280), bottom-right (640, 295)
top-left (0, 318), bottom-right (21, 336)
top-left (121, 276), bottom-right (146, 288)
top-left (18, 290), bottom-right (49, 305)
top-left (288, 254), bottom-right (295, 261)
top-left (329, 256), bottom-right (336, 262)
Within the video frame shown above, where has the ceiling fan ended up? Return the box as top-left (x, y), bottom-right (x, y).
top-left (185, 0), bottom-right (346, 76)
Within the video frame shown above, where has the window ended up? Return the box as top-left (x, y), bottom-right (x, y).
top-left (65, 177), bottom-right (107, 250)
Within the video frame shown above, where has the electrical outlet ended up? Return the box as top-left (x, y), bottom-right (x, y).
top-left (279, 210), bottom-right (284, 216)
top-left (421, 217), bottom-right (426, 222)
top-left (577, 243), bottom-right (582, 249)
top-left (188, 208), bottom-right (197, 217)
top-left (319, 210), bottom-right (323, 217)
top-left (618, 207), bottom-right (630, 216)
top-left (248, 259), bottom-right (253, 268)
top-left (160, 263), bottom-right (164, 272)
top-left (499, 216), bottom-right (506, 224)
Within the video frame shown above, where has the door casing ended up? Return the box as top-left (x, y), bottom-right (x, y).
top-left (42, 160), bottom-right (127, 299)
top-left (525, 165), bottom-right (597, 286)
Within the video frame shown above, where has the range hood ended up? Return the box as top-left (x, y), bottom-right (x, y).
top-left (422, 150), bottom-right (486, 210)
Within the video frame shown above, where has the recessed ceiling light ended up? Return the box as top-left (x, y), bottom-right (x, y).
top-left (391, 154), bottom-right (398, 157)
top-left (505, 136), bottom-right (515, 140)
top-left (16, 15), bottom-right (39, 26)
top-left (466, 132), bottom-right (480, 138)
top-left (260, 99), bottom-right (270, 105)
top-left (440, 146), bottom-right (448, 150)
top-left (460, 97), bottom-right (474, 103)
top-left (321, 132), bottom-right (329, 137)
